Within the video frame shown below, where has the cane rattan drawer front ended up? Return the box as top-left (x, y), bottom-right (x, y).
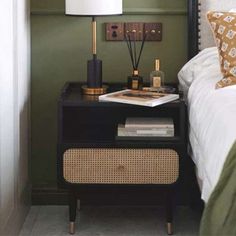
top-left (63, 148), bottom-right (179, 185)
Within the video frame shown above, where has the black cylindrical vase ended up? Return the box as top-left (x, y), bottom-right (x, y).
top-left (87, 58), bottom-right (102, 88)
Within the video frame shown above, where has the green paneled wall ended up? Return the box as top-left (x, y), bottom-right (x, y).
top-left (31, 0), bottom-right (188, 188)
top-left (31, 0), bottom-right (186, 10)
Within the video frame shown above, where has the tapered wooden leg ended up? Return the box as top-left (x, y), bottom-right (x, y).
top-left (69, 191), bottom-right (77, 234)
top-left (165, 187), bottom-right (173, 235)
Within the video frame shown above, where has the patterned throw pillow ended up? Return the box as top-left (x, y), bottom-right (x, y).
top-left (207, 11), bottom-right (236, 89)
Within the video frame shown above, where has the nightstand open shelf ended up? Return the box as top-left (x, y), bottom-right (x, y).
top-left (58, 82), bottom-right (187, 235)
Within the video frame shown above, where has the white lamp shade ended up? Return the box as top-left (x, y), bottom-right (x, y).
top-left (66, 0), bottom-right (123, 16)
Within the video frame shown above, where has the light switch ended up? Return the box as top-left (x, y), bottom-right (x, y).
top-left (105, 23), bottom-right (124, 41)
top-left (144, 23), bottom-right (162, 41)
top-left (125, 22), bottom-right (144, 41)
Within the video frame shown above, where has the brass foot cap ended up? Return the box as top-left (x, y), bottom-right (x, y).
top-left (82, 85), bottom-right (108, 95)
top-left (167, 222), bottom-right (173, 235)
top-left (69, 222), bottom-right (75, 235)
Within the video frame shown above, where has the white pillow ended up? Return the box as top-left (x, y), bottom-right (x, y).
top-left (230, 9), bottom-right (236, 12)
top-left (178, 47), bottom-right (219, 97)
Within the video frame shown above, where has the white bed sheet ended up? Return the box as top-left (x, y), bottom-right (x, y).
top-left (187, 64), bottom-right (236, 202)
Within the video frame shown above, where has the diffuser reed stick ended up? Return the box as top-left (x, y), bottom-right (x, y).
top-left (128, 35), bottom-right (135, 70)
top-left (136, 33), bottom-right (147, 69)
top-left (125, 33), bottom-right (147, 71)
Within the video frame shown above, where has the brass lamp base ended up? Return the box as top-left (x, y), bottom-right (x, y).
top-left (82, 85), bottom-right (108, 95)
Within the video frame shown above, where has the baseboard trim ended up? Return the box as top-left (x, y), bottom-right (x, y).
top-left (32, 185), bottom-right (197, 206)
top-left (32, 187), bottom-right (69, 205)
top-left (31, 8), bottom-right (187, 16)
top-left (32, 187), bottom-right (166, 206)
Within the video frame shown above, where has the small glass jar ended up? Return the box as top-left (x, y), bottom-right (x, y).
top-left (127, 70), bottom-right (143, 90)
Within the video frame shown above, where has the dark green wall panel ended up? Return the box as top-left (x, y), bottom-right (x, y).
top-left (31, 0), bottom-right (186, 11)
top-left (31, 0), bottom-right (188, 187)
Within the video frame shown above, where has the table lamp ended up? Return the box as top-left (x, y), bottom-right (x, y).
top-left (65, 0), bottom-right (123, 95)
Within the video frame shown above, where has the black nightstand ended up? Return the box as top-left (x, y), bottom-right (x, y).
top-left (57, 82), bottom-right (187, 235)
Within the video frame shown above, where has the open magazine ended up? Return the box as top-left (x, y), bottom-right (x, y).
top-left (99, 89), bottom-right (179, 107)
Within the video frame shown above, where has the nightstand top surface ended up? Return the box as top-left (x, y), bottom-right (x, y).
top-left (59, 82), bottom-right (184, 108)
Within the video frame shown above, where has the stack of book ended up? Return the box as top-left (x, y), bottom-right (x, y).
top-left (117, 117), bottom-right (174, 137)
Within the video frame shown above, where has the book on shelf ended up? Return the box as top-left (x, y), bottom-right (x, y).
top-left (117, 123), bottom-right (174, 137)
top-left (125, 117), bottom-right (174, 129)
top-left (99, 89), bottom-right (179, 107)
top-left (117, 117), bottom-right (174, 137)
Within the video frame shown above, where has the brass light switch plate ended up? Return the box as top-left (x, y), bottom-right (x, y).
top-left (105, 22), bottom-right (163, 41)
top-left (125, 22), bottom-right (144, 41)
top-left (144, 23), bottom-right (162, 41)
top-left (105, 23), bottom-right (124, 41)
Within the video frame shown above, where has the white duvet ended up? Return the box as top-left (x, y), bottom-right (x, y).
top-left (178, 47), bottom-right (236, 202)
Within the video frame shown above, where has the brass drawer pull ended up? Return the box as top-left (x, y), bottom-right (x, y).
top-left (117, 165), bottom-right (125, 171)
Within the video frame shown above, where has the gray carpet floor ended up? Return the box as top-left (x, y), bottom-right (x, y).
top-left (19, 206), bottom-right (201, 236)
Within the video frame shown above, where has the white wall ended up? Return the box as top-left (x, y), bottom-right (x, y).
top-left (0, 0), bottom-right (31, 235)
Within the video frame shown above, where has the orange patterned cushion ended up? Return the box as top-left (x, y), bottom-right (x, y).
top-left (207, 12), bottom-right (236, 89)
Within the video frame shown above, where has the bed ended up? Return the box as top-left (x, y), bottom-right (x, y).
top-left (179, 0), bottom-right (236, 235)
top-left (179, 47), bottom-right (236, 202)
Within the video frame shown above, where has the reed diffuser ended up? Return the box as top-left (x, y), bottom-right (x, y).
top-left (125, 33), bottom-right (146, 90)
